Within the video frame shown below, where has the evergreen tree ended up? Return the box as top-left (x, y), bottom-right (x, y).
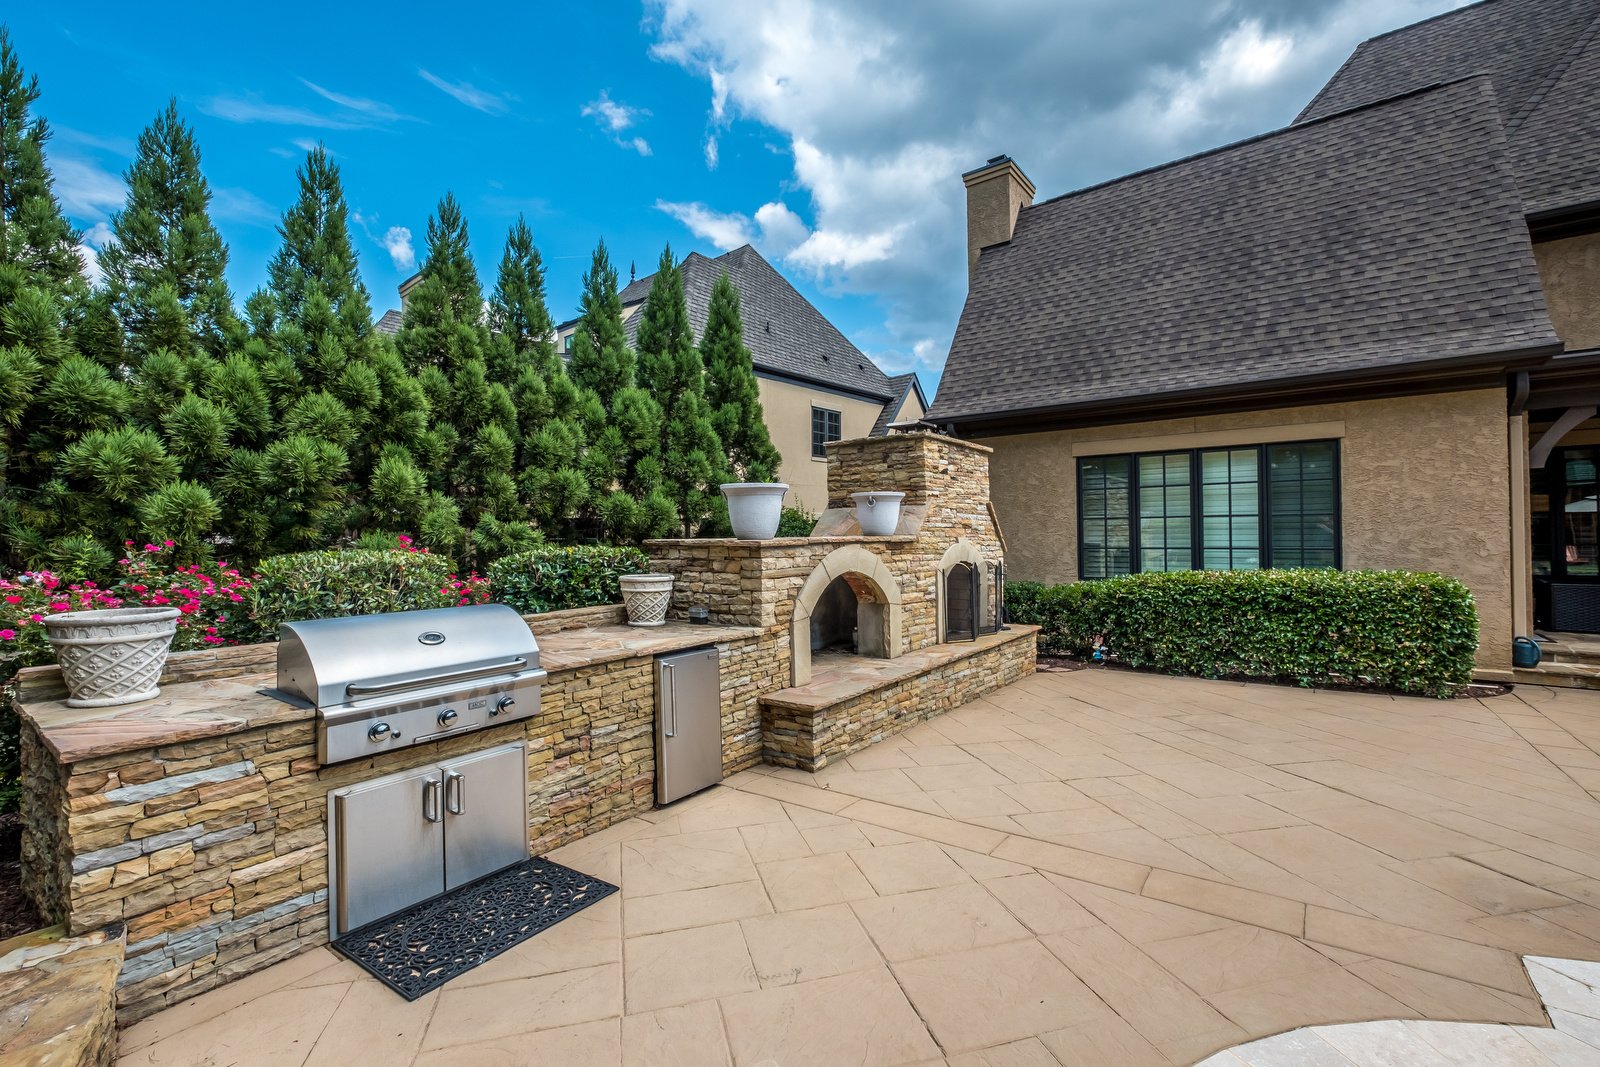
top-left (487, 217), bottom-right (589, 539)
top-left (565, 240), bottom-right (633, 405)
top-left (702, 271), bottom-right (781, 482)
top-left (392, 193), bottom-right (523, 562)
top-left (0, 28), bottom-right (82, 296)
top-left (636, 245), bottom-right (723, 534)
top-left (565, 239), bottom-right (673, 541)
top-left (101, 100), bottom-right (239, 356)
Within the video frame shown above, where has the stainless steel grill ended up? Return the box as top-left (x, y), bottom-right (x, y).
top-left (277, 604), bottom-right (547, 765)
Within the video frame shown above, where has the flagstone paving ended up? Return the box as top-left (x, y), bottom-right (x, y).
top-left (116, 670), bottom-right (1600, 1065)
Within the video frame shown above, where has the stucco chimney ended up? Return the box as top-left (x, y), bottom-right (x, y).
top-left (962, 155), bottom-right (1035, 286)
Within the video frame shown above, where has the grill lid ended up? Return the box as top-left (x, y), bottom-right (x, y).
top-left (277, 604), bottom-right (540, 709)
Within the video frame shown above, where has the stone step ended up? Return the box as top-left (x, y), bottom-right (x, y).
top-left (1513, 661), bottom-right (1600, 690)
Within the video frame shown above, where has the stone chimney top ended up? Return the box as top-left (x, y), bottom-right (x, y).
top-left (962, 155), bottom-right (1035, 287)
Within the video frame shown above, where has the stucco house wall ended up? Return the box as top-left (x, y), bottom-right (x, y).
top-left (983, 388), bottom-right (1513, 669)
top-left (758, 377), bottom-right (887, 514)
top-left (1533, 233), bottom-right (1600, 350)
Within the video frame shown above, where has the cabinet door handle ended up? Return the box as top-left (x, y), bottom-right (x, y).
top-left (422, 777), bottom-right (442, 823)
top-left (445, 771), bottom-right (465, 816)
top-left (662, 662), bottom-right (676, 738)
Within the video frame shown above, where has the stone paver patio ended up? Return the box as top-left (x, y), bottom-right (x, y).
top-left (115, 669), bottom-right (1600, 1065)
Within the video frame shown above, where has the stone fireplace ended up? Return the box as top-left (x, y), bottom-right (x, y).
top-left (648, 431), bottom-right (1036, 768)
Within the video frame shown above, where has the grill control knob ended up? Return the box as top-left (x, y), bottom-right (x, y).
top-left (437, 709), bottom-right (458, 727)
top-left (368, 722), bottom-right (393, 742)
top-left (492, 696), bottom-right (516, 717)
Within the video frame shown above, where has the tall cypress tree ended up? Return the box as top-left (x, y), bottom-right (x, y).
top-left (702, 271), bottom-right (781, 482)
top-left (488, 217), bottom-right (589, 539)
top-left (565, 240), bottom-right (633, 405)
top-left (101, 101), bottom-right (238, 357)
top-left (565, 239), bottom-right (673, 541)
top-left (393, 193), bottom-right (525, 562)
top-left (636, 245), bottom-right (722, 534)
top-left (0, 28), bottom-right (82, 296)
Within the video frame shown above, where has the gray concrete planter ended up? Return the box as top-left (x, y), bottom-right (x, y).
top-left (43, 607), bottom-right (182, 708)
top-left (851, 491), bottom-right (906, 536)
top-left (721, 483), bottom-right (788, 540)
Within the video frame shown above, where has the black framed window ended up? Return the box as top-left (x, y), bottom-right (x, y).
top-left (1268, 441), bottom-right (1338, 568)
top-left (811, 407), bottom-right (842, 458)
top-left (1200, 448), bottom-right (1260, 570)
top-left (1138, 453), bottom-right (1191, 572)
top-left (1076, 439), bottom-right (1339, 579)
top-left (1079, 456), bottom-right (1131, 578)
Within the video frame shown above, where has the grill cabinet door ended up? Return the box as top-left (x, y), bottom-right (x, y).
top-left (441, 741), bottom-right (529, 890)
top-left (330, 766), bottom-right (445, 935)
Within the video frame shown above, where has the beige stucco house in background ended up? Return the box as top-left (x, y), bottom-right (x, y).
top-left (382, 245), bottom-right (926, 514)
top-left (929, 0), bottom-right (1600, 675)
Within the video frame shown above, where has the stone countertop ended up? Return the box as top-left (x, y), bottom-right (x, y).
top-left (15, 621), bottom-right (761, 766)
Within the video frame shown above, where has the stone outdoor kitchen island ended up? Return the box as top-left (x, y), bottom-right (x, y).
top-left (12, 431), bottom-right (1035, 1025)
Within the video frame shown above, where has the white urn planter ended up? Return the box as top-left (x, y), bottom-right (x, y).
top-left (851, 491), bottom-right (906, 536)
top-left (42, 606), bottom-right (182, 708)
top-left (721, 482), bottom-right (788, 540)
top-left (620, 574), bottom-right (675, 627)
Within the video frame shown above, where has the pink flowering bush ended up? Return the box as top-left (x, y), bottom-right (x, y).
top-left (0, 543), bottom-right (253, 671)
top-left (0, 571), bottom-right (124, 673)
top-left (115, 542), bottom-right (253, 651)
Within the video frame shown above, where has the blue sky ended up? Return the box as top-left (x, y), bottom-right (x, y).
top-left (11, 1), bottom-right (1463, 397)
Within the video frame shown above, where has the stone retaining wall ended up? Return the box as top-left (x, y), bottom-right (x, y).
top-left (0, 925), bottom-right (124, 1066)
top-left (762, 629), bottom-right (1037, 771)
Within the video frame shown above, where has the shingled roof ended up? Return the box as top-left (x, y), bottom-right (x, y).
top-left (930, 78), bottom-right (1562, 426)
top-left (870, 373), bottom-right (927, 436)
top-left (1298, 0), bottom-right (1600, 216)
top-left (620, 245), bottom-right (895, 401)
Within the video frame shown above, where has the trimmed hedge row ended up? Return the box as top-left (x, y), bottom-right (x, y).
top-left (487, 545), bottom-right (649, 615)
top-left (1007, 569), bottom-right (1478, 697)
top-left (247, 549), bottom-right (469, 638)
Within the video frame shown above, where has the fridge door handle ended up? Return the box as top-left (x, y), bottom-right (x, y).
top-left (662, 662), bottom-right (676, 737)
top-left (445, 771), bottom-right (465, 815)
top-left (422, 777), bottom-right (442, 823)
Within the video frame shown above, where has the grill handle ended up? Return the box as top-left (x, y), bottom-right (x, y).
top-left (445, 771), bottom-right (465, 816)
top-left (345, 658), bottom-right (529, 697)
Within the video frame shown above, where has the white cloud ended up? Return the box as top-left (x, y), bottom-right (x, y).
top-left (75, 222), bottom-right (114, 288)
top-left (299, 79), bottom-right (409, 123)
top-left (419, 70), bottom-right (514, 115)
top-left (382, 226), bottom-right (415, 271)
top-left (212, 187), bottom-right (276, 225)
top-left (582, 90), bottom-right (647, 132)
top-left (201, 95), bottom-right (371, 129)
top-left (646, 0), bottom-right (1468, 386)
top-left (48, 155), bottom-right (124, 217)
top-left (583, 92), bottom-right (654, 155)
top-left (753, 201), bottom-right (808, 256)
top-left (655, 200), bottom-right (753, 249)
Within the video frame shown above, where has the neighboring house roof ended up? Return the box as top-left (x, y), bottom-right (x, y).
top-left (374, 309), bottom-right (404, 336)
top-left (1298, 0), bottom-right (1600, 216)
top-left (870, 374), bottom-right (928, 436)
top-left (615, 245), bottom-right (896, 401)
top-left (931, 78), bottom-right (1562, 426)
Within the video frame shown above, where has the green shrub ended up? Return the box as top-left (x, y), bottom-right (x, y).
top-left (776, 506), bottom-right (816, 538)
top-left (1007, 569), bottom-right (1477, 697)
top-left (487, 545), bottom-right (649, 615)
top-left (248, 548), bottom-right (464, 637)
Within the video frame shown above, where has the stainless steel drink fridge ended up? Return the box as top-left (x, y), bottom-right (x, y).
top-left (655, 647), bottom-right (722, 804)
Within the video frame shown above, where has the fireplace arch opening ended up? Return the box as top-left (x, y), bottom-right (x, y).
top-left (791, 546), bottom-right (903, 686)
